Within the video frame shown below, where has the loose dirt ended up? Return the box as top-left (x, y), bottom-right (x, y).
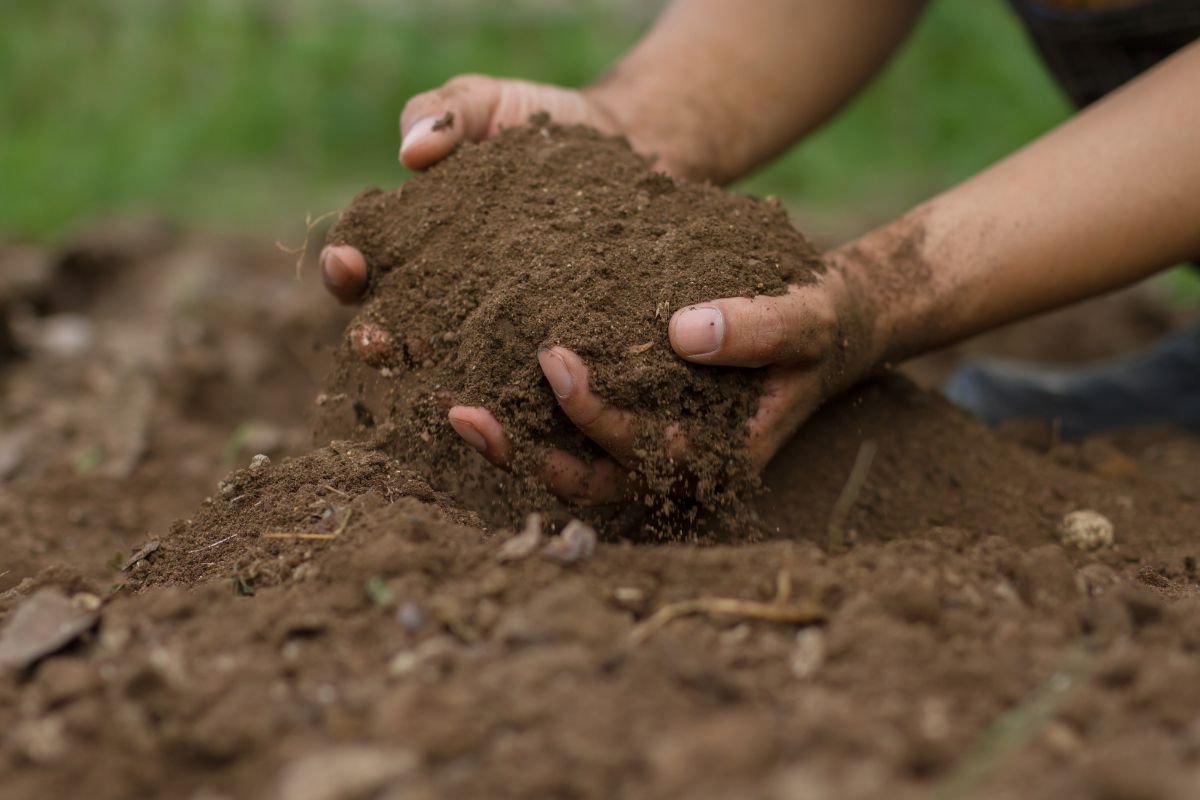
top-left (324, 118), bottom-right (823, 532)
top-left (2, 140), bottom-right (1199, 798)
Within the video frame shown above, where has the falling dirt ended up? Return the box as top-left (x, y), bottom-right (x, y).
top-left (2, 127), bottom-right (1200, 799)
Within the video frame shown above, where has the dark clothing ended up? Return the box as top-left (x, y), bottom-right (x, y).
top-left (944, 2), bottom-right (1200, 435)
top-left (1010, 0), bottom-right (1200, 108)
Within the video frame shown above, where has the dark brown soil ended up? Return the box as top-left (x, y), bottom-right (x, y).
top-left (324, 119), bottom-right (823, 531)
top-left (2, 206), bottom-right (1200, 799)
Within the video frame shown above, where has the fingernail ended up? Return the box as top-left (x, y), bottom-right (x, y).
top-left (672, 307), bottom-right (724, 356)
top-left (538, 349), bottom-right (573, 398)
top-left (321, 248), bottom-right (349, 288)
top-left (400, 116), bottom-right (439, 157)
top-left (449, 416), bottom-right (487, 453)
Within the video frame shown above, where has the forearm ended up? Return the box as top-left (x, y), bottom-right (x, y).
top-left (835, 40), bottom-right (1200, 370)
top-left (586, 0), bottom-right (928, 184)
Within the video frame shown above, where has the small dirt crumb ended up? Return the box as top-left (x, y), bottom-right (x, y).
top-left (497, 513), bottom-right (544, 562)
top-left (432, 111), bottom-right (454, 132)
top-left (541, 518), bottom-right (598, 564)
top-left (1058, 510), bottom-right (1115, 551)
top-left (249, 453), bottom-right (271, 474)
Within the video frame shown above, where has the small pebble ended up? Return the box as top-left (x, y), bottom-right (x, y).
top-left (248, 453), bottom-right (271, 474)
top-left (348, 323), bottom-right (395, 368)
top-left (612, 586), bottom-right (647, 610)
top-left (496, 513), bottom-right (544, 562)
top-left (540, 519), bottom-right (597, 564)
top-left (1058, 509), bottom-right (1115, 551)
top-left (789, 628), bottom-right (826, 679)
top-left (396, 602), bottom-right (426, 633)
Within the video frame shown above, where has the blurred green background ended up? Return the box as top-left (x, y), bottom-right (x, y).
top-left (3, 0), bottom-right (1072, 243)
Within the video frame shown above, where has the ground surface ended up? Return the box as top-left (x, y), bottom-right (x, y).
top-left (1, 225), bottom-right (1199, 800)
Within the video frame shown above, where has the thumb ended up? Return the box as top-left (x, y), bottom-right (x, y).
top-left (668, 285), bottom-right (835, 368)
top-left (399, 74), bottom-right (503, 170)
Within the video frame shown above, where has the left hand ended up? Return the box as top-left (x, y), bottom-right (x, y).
top-left (446, 266), bottom-right (874, 504)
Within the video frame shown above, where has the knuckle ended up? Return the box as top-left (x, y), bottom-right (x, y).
top-left (444, 73), bottom-right (489, 94)
top-left (750, 301), bottom-right (788, 361)
top-left (572, 401), bottom-right (610, 431)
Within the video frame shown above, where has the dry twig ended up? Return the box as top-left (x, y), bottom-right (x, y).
top-left (630, 597), bottom-right (824, 646)
top-left (261, 508), bottom-right (354, 542)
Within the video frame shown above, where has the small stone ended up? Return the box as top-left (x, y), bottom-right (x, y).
top-left (0, 589), bottom-right (100, 671)
top-left (540, 519), bottom-right (597, 564)
top-left (248, 453), bottom-right (272, 474)
top-left (71, 593), bottom-right (102, 612)
top-left (348, 323), bottom-right (396, 368)
top-left (789, 628), bottom-right (826, 679)
top-left (1058, 510), bottom-right (1115, 551)
top-left (396, 602), bottom-right (426, 633)
top-left (496, 513), bottom-right (544, 562)
top-left (612, 586), bottom-right (647, 611)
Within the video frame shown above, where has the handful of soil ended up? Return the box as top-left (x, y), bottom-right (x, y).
top-left (326, 116), bottom-right (823, 533)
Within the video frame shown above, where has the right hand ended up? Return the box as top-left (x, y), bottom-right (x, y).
top-left (321, 75), bottom-right (632, 303)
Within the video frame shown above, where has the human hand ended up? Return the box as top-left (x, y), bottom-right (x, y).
top-left (446, 265), bottom-right (875, 505)
top-left (321, 75), bottom-right (644, 304)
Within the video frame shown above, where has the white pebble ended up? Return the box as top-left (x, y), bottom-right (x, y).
top-left (248, 453), bottom-right (271, 474)
top-left (1057, 509), bottom-right (1114, 551)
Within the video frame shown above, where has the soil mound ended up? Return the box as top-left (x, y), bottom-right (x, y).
top-left (325, 117), bottom-right (823, 530)
top-left (142, 435), bottom-right (484, 591)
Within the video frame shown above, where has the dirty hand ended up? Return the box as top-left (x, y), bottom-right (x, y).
top-left (448, 266), bottom-right (872, 504)
top-left (321, 75), bottom-right (631, 303)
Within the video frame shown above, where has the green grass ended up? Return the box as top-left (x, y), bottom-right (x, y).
top-left (2, 0), bottom-right (1069, 241)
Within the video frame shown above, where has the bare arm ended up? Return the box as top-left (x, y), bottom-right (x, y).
top-left (834, 39), bottom-right (1200, 371)
top-left (588, 0), bottom-right (929, 183)
top-left (324, 0), bottom-right (928, 299)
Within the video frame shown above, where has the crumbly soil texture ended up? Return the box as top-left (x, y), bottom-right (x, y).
top-left (323, 118), bottom-right (823, 533)
top-left (2, 202), bottom-right (1200, 796)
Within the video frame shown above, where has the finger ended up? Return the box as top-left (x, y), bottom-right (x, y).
top-left (669, 285), bottom-right (834, 368)
top-left (540, 449), bottom-right (629, 506)
top-left (447, 405), bottom-right (510, 466)
top-left (320, 245), bottom-right (368, 304)
top-left (537, 347), bottom-right (645, 466)
top-left (399, 74), bottom-right (503, 170)
top-left (447, 405), bottom-right (627, 505)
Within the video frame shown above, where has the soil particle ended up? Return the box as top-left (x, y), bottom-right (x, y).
top-left (326, 118), bottom-right (823, 534)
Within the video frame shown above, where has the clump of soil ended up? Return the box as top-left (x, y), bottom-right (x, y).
top-left (326, 116), bottom-right (823, 532)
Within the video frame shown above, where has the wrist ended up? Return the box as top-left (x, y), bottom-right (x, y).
top-left (815, 255), bottom-right (888, 398)
top-left (825, 206), bottom-right (951, 373)
top-left (582, 81), bottom-right (720, 182)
